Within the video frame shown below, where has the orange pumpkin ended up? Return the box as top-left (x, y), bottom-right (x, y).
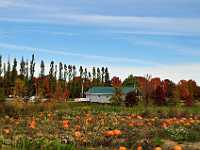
top-left (113, 129), bottom-right (122, 136)
top-left (154, 146), bottom-right (162, 150)
top-left (137, 144), bottom-right (143, 150)
top-left (63, 120), bottom-right (70, 129)
top-left (173, 145), bottom-right (183, 150)
top-left (74, 131), bottom-right (81, 139)
top-left (29, 117), bottom-right (36, 129)
top-left (75, 125), bottom-right (81, 131)
top-left (3, 128), bottom-right (10, 134)
top-left (104, 130), bottom-right (114, 137)
top-left (119, 146), bottom-right (127, 150)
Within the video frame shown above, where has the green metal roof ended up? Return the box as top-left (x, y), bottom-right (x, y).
top-left (87, 87), bottom-right (135, 94)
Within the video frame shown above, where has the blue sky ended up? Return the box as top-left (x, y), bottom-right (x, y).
top-left (0, 0), bottom-right (200, 84)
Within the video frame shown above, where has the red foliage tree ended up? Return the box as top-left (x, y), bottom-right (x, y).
top-left (111, 76), bottom-right (122, 88)
top-left (178, 80), bottom-right (193, 106)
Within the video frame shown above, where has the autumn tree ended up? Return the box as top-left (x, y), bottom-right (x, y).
top-left (15, 77), bottom-right (25, 97)
top-left (40, 60), bottom-right (45, 77)
top-left (178, 80), bottom-right (193, 106)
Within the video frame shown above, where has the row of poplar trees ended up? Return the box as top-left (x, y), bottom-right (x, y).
top-left (0, 54), bottom-right (110, 100)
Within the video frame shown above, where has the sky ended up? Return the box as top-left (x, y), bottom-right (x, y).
top-left (0, 0), bottom-right (200, 84)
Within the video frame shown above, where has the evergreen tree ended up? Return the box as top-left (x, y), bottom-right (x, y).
top-left (29, 54), bottom-right (35, 96)
top-left (54, 65), bottom-right (57, 79)
top-left (68, 65), bottom-right (72, 81)
top-left (49, 61), bottom-right (54, 78)
top-left (20, 57), bottom-right (26, 77)
top-left (30, 54), bottom-right (35, 80)
top-left (84, 68), bottom-right (88, 81)
top-left (40, 60), bottom-right (45, 77)
top-left (79, 66), bottom-right (83, 79)
top-left (11, 58), bottom-right (17, 83)
top-left (97, 67), bottom-right (101, 86)
top-left (25, 60), bottom-right (29, 80)
top-left (92, 67), bottom-right (96, 86)
top-left (64, 64), bottom-right (68, 82)
top-left (101, 67), bottom-right (105, 84)
top-left (88, 72), bottom-right (92, 81)
top-left (59, 62), bottom-right (63, 80)
top-left (72, 65), bottom-right (76, 79)
top-left (49, 61), bottom-right (56, 98)
top-left (105, 67), bottom-right (110, 85)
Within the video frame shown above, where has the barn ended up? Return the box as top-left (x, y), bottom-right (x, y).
top-left (86, 87), bottom-right (136, 103)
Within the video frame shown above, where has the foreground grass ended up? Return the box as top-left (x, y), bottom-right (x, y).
top-left (1, 101), bottom-right (200, 150)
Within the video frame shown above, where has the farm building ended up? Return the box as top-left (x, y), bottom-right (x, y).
top-left (86, 87), bottom-right (137, 103)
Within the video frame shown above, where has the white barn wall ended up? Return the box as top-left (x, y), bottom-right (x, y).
top-left (86, 94), bottom-right (112, 103)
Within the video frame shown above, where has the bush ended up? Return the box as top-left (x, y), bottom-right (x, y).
top-left (125, 91), bottom-right (139, 107)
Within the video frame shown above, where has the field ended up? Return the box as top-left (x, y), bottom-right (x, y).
top-left (1, 101), bottom-right (200, 150)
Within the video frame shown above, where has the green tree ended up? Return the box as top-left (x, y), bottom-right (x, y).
top-left (28, 54), bottom-right (35, 96)
top-left (97, 67), bottom-right (101, 86)
top-left (20, 57), bottom-right (26, 77)
top-left (92, 67), bottom-right (97, 86)
top-left (123, 75), bottom-right (138, 88)
top-left (68, 65), bottom-right (73, 81)
top-left (79, 66), bottom-right (83, 79)
top-left (40, 60), bottom-right (45, 77)
top-left (83, 68), bottom-right (87, 81)
top-left (104, 67), bottom-right (110, 86)
top-left (72, 65), bottom-right (76, 79)
top-left (64, 64), bottom-right (68, 82)
top-left (59, 62), bottom-right (63, 80)
top-left (11, 58), bottom-right (18, 83)
top-left (101, 67), bottom-right (105, 84)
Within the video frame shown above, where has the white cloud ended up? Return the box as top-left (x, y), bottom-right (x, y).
top-left (0, 13), bottom-right (200, 36)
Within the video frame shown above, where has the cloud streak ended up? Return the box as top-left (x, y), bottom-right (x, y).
top-left (0, 43), bottom-right (157, 65)
top-left (0, 13), bottom-right (200, 36)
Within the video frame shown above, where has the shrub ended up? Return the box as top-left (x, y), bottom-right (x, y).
top-left (125, 91), bottom-right (139, 107)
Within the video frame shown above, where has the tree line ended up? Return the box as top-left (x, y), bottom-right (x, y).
top-left (0, 54), bottom-right (110, 100)
top-left (0, 54), bottom-right (200, 106)
top-left (111, 75), bottom-right (200, 106)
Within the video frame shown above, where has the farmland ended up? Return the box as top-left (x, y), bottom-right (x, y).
top-left (1, 101), bottom-right (200, 150)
